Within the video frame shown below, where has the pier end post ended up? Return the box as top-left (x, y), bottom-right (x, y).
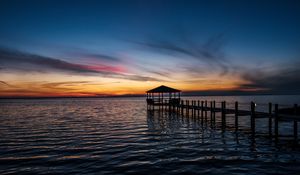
top-left (221, 101), bottom-right (226, 130)
top-left (268, 103), bottom-right (272, 137)
top-left (201, 101), bottom-right (204, 124)
top-left (250, 102), bottom-right (256, 137)
top-left (235, 101), bottom-right (238, 132)
top-left (294, 104), bottom-right (298, 144)
top-left (197, 100), bottom-right (200, 118)
top-left (275, 104), bottom-right (279, 144)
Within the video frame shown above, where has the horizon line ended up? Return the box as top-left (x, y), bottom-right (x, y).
top-left (1, 92), bottom-right (299, 99)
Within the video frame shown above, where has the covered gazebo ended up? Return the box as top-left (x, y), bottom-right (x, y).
top-left (146, 85), bottom-right (181, 106)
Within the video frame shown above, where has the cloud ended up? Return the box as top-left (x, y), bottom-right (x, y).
top-left (0, 48), bottom-right (121, 74)
top-left (135, 32), bottom-right (230, 76)
top-left (131, 29), bottom-right (300, 94)
top-left (41, 81), bottom-right (91, 91)
top-left (0, 48), bottom-right (163, 82)
top-left (237, 63), bottom-right (300, 94)
top-left (0, 80), bottom-right (12, 87)
top-left (65, 49), bottom-right (122, 62)
top-left (74, 53), bottom-right (121, 62)
top-left (41, 81), bottom-right (122, 90)
top-left (147, 70), bottom-right (171, 77)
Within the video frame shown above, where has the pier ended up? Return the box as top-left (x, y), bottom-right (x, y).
top-left (146, 85), bottom-right (300, 145)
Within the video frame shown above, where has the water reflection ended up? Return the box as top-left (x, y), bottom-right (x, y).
top-left (146, 106), bottom-right (299, 153)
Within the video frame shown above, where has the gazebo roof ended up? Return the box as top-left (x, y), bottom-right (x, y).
top-left (146, 85), bottom-right (181, 93)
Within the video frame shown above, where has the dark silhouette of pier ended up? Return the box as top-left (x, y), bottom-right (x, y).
top-left (146, 85), bottom-right (299, 145)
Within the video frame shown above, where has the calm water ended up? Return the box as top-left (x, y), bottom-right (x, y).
top-left (0, 96), bottom-right (300, 175)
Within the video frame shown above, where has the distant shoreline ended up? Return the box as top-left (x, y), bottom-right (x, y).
top-left (1, 93), bottom-right (299, 100)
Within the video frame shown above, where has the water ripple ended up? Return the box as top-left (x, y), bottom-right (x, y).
top-left (0, 97), bottom-right (300, 174)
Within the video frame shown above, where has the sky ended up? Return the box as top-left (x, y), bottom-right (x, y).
top-left (0, 0), bottom-right (300, 97)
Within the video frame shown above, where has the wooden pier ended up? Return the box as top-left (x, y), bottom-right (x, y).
top-left (146, 85), bottom-right (300, 145)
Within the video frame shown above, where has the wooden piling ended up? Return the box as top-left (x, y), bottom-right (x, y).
top-left (221, 101), bottom-right (226, 130)
top-left (195, 100), bottom-right (197, 118)
top-left (191, 101), bottom-right (193, 117)
top-left (201, 101), bottom-right (204, 123)
top-left (268, 103), bottom-right (272, 137)
top-left (188, 100), bottom-right (190, 116)
top-left (185, 100), bottom-right (189, 116)
top-left (192, 100), bottom-right (194, 117)
top-left (197, 100), bottom-right (200, 118)
top-left (210, 101), bottom-right (213, 121)
top-left (181, 100), bottom-right (184, 115)
top-left (193, 100), bottom-right (197, 118)
top-left (250, 102), bottom-right (256, 137)
top-left (235, 101), bottom-right (238, 132)
top-left (191, 100), bottom-right (194, 118)
top-left (275, 104), bottom-right (279, 143)
top-left (213, 101), bottom-right (216, 122)
top-left (173, 99), bottom-right (175, 112)
top-left (205, 100), bottom-right (208, 122)
top-left (294, 104), bottom-right (298, 143)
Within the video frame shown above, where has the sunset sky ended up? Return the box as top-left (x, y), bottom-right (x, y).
top-left (0, 0), bottom-right (300, 97)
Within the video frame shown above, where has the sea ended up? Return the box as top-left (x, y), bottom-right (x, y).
top-left (0, 95), bottom-right (300, 175)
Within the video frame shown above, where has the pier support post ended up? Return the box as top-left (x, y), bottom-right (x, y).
top-left (235, 101), bottom-right (238, 132)
top-left (195, 101), bottom-right (197, 117)
top-left (152, 101), bottom-right (154, 111)
top-left (194, 100), bottom-right (197, 118)
top-left (194, 101), bottom-right (197, 118)
top-left (275, 104), bottom-right (279, 143)
top-left (221, 102), bottom-right (223, 126)
top-left (168, 98), bottom-right (170, 112)
top-left (192, 101), bottom-right (194, 118)
top-left (191, 101), bottom-right (193, 117)
top-left (268, 103), bottom-right (272, 137)
top-left (187, 100), bottom-right (190, 117)
top-left (176, 100), bottom-right (178, 113)
top-left (178, 101), bottom-right (180, 114)
top-left (210, 101), bottom-right (213, 122)
top-left (250, 102), bottom-right (256, 137)
top-left (181, 100), bottom-right (184, 115)
top-left (205, 100), bottom-right (208, 122)
top-left (197, 100), bottom-right (200, 118)
top-left (221, 101), bottom-right (226, 130)
top-left (213, 101), bottom-right (216, 122)
top-left (201, 101), bottom-right (204, 124)
top-left (186, 100), bottom-right (188, 116)
top-left (294, 104), bottom-right (298, 144)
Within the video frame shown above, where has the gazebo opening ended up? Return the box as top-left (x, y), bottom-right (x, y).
top-left (146, 85), bottom-right (181, 106)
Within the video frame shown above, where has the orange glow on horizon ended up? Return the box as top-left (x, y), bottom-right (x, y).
top-left (0, 70), bottom-right (254, 97)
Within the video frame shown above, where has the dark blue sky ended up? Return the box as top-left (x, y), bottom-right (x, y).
top-left (0, 0), bottom-right (300, 96)
top-left (1, 0), bottom-right (299, 55)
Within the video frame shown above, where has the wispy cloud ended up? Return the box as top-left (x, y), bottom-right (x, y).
top-left (135, 32), bottom-right (230, 76)
top-left (71, 52), bottom-right (121, 62)
top-left (41, 81), bottom-right (122, 91)
top-left (64, 48), bottom-right (122, 63)
top-left (0, 48), bottom-right (122, 74)
top-left (0, 48), bottom-right (163, 82)
top-left (0, 80), bottom-right (12, 87)
top-left (41, 81), bottom-right (91, 91)
top-left (238, 62), bottom-right (300, 94)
